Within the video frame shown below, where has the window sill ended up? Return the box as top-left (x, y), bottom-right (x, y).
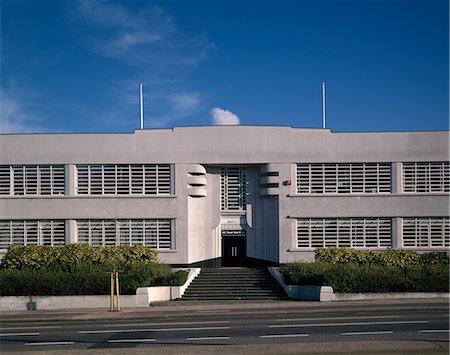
top-left (0, 195), bottom-right (178, 199)
top-left (288, 192), bottom-right (449, 197)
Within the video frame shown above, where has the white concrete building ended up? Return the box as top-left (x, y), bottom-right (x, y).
top-left (0, 126), bottom-right (449, 266)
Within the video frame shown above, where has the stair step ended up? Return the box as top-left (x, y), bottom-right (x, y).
top-left (181, 268), bottom-right (288, 301)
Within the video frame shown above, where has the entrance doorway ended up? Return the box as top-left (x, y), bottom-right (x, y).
top-left (221, 230), bottom-right (246, 267)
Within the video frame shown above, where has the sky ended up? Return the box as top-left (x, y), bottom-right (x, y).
top-left (1, 0), bottom-right (448, 133)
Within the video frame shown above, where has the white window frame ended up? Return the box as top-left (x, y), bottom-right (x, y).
top-left (296, 218), bottom-right (392, 249)
top-left (402, 217), bottom-right (449, 249)
top-left (402, 162), bottom-right (450, 193)
top-left (0, 165), bottom-right (65, 196)
top-left (296, 163), bottom-right (391, 194)
top-left (0, 220), bottom-right (65, 248)
top-left (220, 167), bottom-right (246, 212)
top-left (76, 219), bottom-right (173, 250)
top-left (75, 164), bottom-right (172, 196)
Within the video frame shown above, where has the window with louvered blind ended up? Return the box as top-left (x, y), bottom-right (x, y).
top-left (76, 219), bottom-right (172, 249)
top-left (0, 220), bottom-right (65, 248)
top-left (402, 217), bottom-right (449, 248)
top-left (296, 218), bottom-right (392, 249)
top-left (75, 164), bottom-right (172, 195)
top-left (402, 162), bottom-right (450, 193)
top-left (296, 163), bottom-right (391, 194)
top-left (221, 167), bottom-right (246, 211)
top-left (0, 165), bottom-right (65, 196)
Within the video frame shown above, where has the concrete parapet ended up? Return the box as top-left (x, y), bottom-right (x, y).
top-left (268, 267), bottom-right (333, 301)
top-left (0, 295), bottom-right (138, 311)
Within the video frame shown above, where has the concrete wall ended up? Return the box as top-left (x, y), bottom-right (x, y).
top-left (1, 127), bottom-right (448, 165)
top-left (1, 126), bottom-right (449, 264)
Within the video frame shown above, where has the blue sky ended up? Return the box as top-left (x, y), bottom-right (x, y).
top-left (1, 0), bottom-right (448, 133)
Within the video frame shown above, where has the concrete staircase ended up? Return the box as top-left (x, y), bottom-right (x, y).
top-left (181, 268), bottom-right (289, 301)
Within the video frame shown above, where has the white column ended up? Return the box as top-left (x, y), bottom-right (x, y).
top-left (65, 220), bottom-right (77, 244)
top-left (391, 217), bottom-right (403, 249)
top-left (65, 164), bottom-right (76, 196)
top-left (391, 162), bottom-right (402, 194)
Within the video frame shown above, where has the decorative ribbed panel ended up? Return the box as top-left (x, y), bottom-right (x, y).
top-left (187, 164), bottom-right (207, 197)
top-left (260, 164), bottom-right (279, 196)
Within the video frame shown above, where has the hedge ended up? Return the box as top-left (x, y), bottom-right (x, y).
top-left (281, 262), bottom-right (449, 293)
top-left (314, 248), bottom-right (449, 268)
top-left (0, 244), bottom-right (158, 272)
top-left (0, 264), bottom-right (188, 296)
top-left (0, 245), bottom-right (187, 296)
top-left (281, 249), bottom-right (449, 293)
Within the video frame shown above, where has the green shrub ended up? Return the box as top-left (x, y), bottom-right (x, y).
top-left (281, 262), bottom-right (330, 286)
top-left (314, 248), bottom-right (449, 268)
top-left (0, 263), bottom-right (188, 296)
top-left (0, 245), bottom-right (187, 296)
top-left (0, 244), bottom-right (158, 272)
top-left (0, 269), bottom-right (109, 296)
top-left (281, 261), bottom-right (449, 293)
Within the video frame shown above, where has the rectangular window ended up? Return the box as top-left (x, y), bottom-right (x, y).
top-left (296, 218), bottom-right (392, 249)
top-left (0, 166), bottom-right (11, 195)
top-left (76, 219), bottom-right (173, 249)
top-left (76, 164), bottom-right (172, 195)
top-left (0, 220), bottom-right (65, 248)
top-left (402, 162), bottom-right (450, 193)
top-left (296, 163), bottom-right (391, 194)
top-left (221, 167), bottom-right (246, 211)
top-left (0, 165), bottom-right (65, 196)
top-left (403, 217), bottom-right (449, 249)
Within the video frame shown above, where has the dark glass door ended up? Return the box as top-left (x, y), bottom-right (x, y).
top-left (221, 230), bottom-right (246, 266)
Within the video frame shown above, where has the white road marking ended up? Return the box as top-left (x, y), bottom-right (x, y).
top-left (418, 330), bottom-right (450, 333)
top-left (108, 339), bottom-right (156, 343)
top-left (104, 320), bottom-right (230, 327)
top-left (260, 333), bottom-right (310, 338)
top-left (341, 331), bottom-right (394, 336)
top-left (269, 320), bottom-right (428, 328)
top-left (26, 341), bottom-right (75, 346)
top-left (79, 326), bottom-right (230, 334)
top-left (0, 326), bottom-right (60, 331)
top-left (276, 316), bottom-right (399, 322)
top-left (0, 332), bottom-right (39, 337)
top-left (187, 336), bottom-right (230, 341)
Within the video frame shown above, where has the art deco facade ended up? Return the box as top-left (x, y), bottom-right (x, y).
top-left (0, 126), bottom-right (448, 265)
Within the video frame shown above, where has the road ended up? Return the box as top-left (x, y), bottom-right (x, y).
top-left (0, 300), bottom-right (448, 354)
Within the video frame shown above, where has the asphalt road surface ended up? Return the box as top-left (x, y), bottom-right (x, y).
top-left (0, 300), bottom-right (448, 354)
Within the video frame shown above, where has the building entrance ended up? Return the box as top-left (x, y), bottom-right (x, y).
top-left (221, 230), bottom-right (246, 266)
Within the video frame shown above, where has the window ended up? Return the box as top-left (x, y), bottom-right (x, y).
top-left (403, 218), bottom-right (449, 248)
top-left (402, 162), bottom-right (450, 193)
top-left (296, 218), bottom-right (392, 249)
top-left (0, 220), bottom-right (65, 248)
top-left (76, 164), bottom-right (172, 195)
top-left (0, 165), bottom-right (65, 196)
top-left (76, 219), bottom-right (172, 249)
top-left (0, 166), bottom-right (11, 195)
top-left (296, 163), bottom-right (391, 194)
top-left (221, 167), bottom-right (246, 211)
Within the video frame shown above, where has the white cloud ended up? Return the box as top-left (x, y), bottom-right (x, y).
top-left (210, 107), bottom-right (241, 125)
top-left (0, 95), bottom-right (44, 134)
top-left (73, 0), bottom-right (214, 129)
top-left (171, 93), bottom-right (200, 111)
top-left (74, 1), bottom-right (212, 69)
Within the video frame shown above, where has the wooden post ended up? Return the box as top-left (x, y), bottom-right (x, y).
top-left (115, 272), bottom-right (120, 311)
top-left (110, 272), bottom-right (114, 311)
